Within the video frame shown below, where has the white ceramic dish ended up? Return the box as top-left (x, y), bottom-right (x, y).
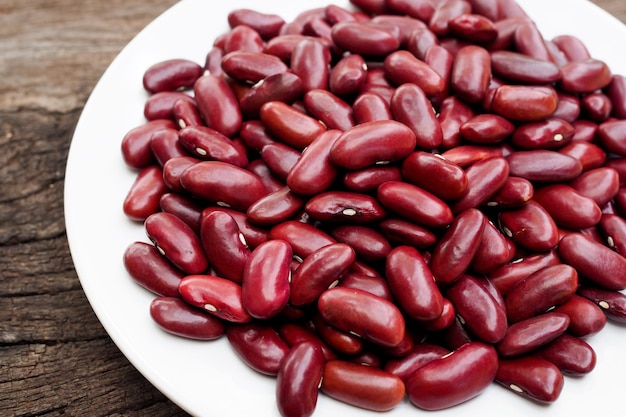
top-left (64, 0), bottom-right (626, 416)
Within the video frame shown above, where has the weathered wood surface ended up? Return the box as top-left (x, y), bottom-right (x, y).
top-left (0, 1), bottom-right (625, 416)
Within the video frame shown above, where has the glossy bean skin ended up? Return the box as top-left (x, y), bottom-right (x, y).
top-left (451, 45), bottom-right (492, 104)
top-left (121, 119), bottom-right (176, 169)
top-left (162, 156), bottom-right (200, 194)
top-left (291, 38), bottom-right (331, 91)
top-left (222, 24), bottom-right (264, 53)
top-left (506, 150), bottom-right (582, 183)
top-left (598, 213), bottom-right (626, 255)
top-left (339, 272), bottom-right (394, 302)
top-left (200, 211), bottom-right (250, 283)
top-left (303, 89), bottom-right (355, 131)
top-left (378, 181), bottom-right (454, 228)
top-left (384, 343), bottom-right (449, 382)
top-left (331, 225), bottom-right (391, 262)
top-left (559, 233), bottom-right (626, 290)
top-left (511, 118), bottom-right (574, 150)
top-left (159, 193), bottom-right (202, 233)
top-left (449, 13), bottom-right (497, 43)
top-left (144, 212), bottom-right (208, 275)
top-left (471, 220), bottom-right (515, 274)
top-left (150, 296), bottom-right (225, 341)
top-left (352, 92), bottom-right (393, 124)
top-left (149, 128), bottom-right (188, 166)
top-left (558, 140), bottom-right (606, 172)
top-left (386, 246), bottom-right (444, 321)
top-left (180, 161), bottom-right (267, 211)
top-left (581, 92), bottom-right (613, 122)
top-left (276, 341), bottom-right (325, 417)
top-left (429, 0), bottom-right (472, 37)
top-left (260, 142), bottom-right (301, 181)
top-left (142, 58), bottom-right (203, 93)
top-left (577, 286), bottom-right (626, 323)
top-left (194, 75), bottom-right (242, 138)
top-left (490, 51), bottom-right (561, 84)
top-left (606, 74), bottom-right (626, 119)
top-left (144, 91), bottom-right (195, 121)
top-left (440, 144), bottom-right (504, 168)
top-left (533, 184), bottom-right (601, 230)
top-left (290, 243), bottom-right (356, 306)
top-left (383, 50), bottom-right (445, 99)
top-left (402, 152), bottom-right (468, 202)
top-left (269, 220), bottom-right (336, 258)
top-left (342, 166), bottom-right (402, 192)
top-left (178, 125), bottom-right (248, 167)
top-left (172, 98), bottom-right (203, 129)
top-left (378, 218), bottom-right (438, 249)
top-left (390, 83), bottom-right (442, 150)
top-left (534, 333), bottom-right (596, 375)
top-left (329, 54), bottom-right (367, 96)
top-left (497, 312), bottom-right (570, 357)
top-left (438, 96), bottom-right (474, 149)
top-left (329, 120), bottom-right (416, 170)
top-left (488, 251), bottom-right (561, 296)
top-left (202, 206), bottom-right (269, 248)
top-left (246, 187), bottom-right (304, 226)
top-left (227, 323), bottom-right (290, 375)
top-left (305, 191), bottom-right (387, 224)
top-left (260, 101), bottom-right (326, 150)
top-left (446, 274), bottom-right (508, 343)
top-left (241, 240), bottom-right (292, 319)
top-left (570, 167), bottom-right (620, 207)
top-left (495, 357), bottom-right (564, 403)
top-left (123, 165), bottom-right (168, 222)
top-left (430, 208), bottom-right (487, 285)
top-left (317, 287), bottom-right (405, 348)
top-left (504, 264), bottom-right (578, 323)
top-left (560, 58), bottom-right (612, 94)
top-left (486, 176), bottom-right (533, 209)
top-left (450, 157), bottom-right (509, 214)
top-left (597, 120), bottom-right (626, 156)
top-left (491, 85), bottom-right (558, 122)
top-left (239, 120), bottom-right (277, 151)
top-left (123, 241), bottom-right (184, 297)
top-left (553, 294), bottom-right (607, 337)
top-left (406, 26), bottom-right (439, 61)
top-left (460, 113), bottom-right (515, 144)
top-left (239, 72), bottom-right (304, 118)
top-left (331, 21), bottom-right (400, 57)
top-left (228, 8), bottom-right (285, 39)
top-left (179, 275), bottom-right (252, 323)
top-left (406, 342), bottom-right (498, 411)
top-left (221, 51), bottom-right (288, 83)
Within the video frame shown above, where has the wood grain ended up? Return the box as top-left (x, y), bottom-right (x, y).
top-left (1, 1), bottom-right (624, 416)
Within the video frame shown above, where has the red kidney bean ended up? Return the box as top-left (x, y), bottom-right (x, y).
top-left (378, 217), bottom-right (438, 249)
top-left (385, 343), bottom-right (449, 382)
top-left (245, 187), bottom-right (304, 227)
top-left (378, 181), bottom-right (454, 228)
top-left (331, 21), bottom-right (400, 57)
top-left (498, 200), bottom-right (560, 252)
top-left (402, 152), bottom-right (468, 201)
top-left (451, 45), bottom-right (491, 104)
top-left (259, 101), bottom-right (326, 150)
top-left (177, 125), bottom-right (248, 167)
top-left (495, 357), bottom-right (564, 403)
top-left (179, 275), bottom-right (251, 323)
top-left (488, 251), bottom-right (561, 296)
top-left (123, 241), bottom-right (184, 297)
top-left (504, 264), bottom-right (578, 323)
top-left (459, 113), bottom-right (514, 145)
top-left (406, 342), bottom-right (498, 410)
top-left (227, 323), bottom-right (290, 375)
top-left (202, 206), bottom-right (269, 249)
top-left (221, 51), bottom-right (288, 84)
top-left (440, 144), bottom-right (504, 168)
top-left (241, 240), bottom-right (291, 320)
top-left (558, 140), bottom-right (606, 172)
top-left (437, 96), bottom-right (474, 149)
top-left (598, 119), bottom-right (626, 156)
top-left (551, 92), bottom-right (581, 123)
top-left (488, 16), bottom-right (529, 50)
top-left (144, 91), bottom-right (196, 121)
top-left (490, 51), bottom-right (561, 84)
top-left (260, 142), bottom-right (300, 181)
top-left (511, 118), bottom-right (574, 150)
top-left (383, 50), bottom-right (445, 98)
top-left (342, 166), bottom-right (401, 192)
top-left (385, 246), bottom-right (444, 321)
top-left (172, 98), bottom-right (203, 129)
top-left (598, 213), bottom-right (626, 256)
top-left (497, 312), bottom-right (570, 357)
top-left (142, 58), bottom-right (203, 93)
top-left (238, 121), bottom-right (276, 152)
top-left (276, 341), bottom-right (325, 417)
top-left (534, 333), bottom-right (596, 375)
top-left (421, 297), bottom-right (457, 332)
top-left (560, 58), bottom-right (612, 94)
top-left (371, 15), bottom-right (428, 47)
top-left (329, 54), bottom-right (367, 97)
top-left (321, 360), bottom-right (405, 412)
top-left (239, 72), bottom-right (304, 118)
top-left (330, 225), bottom-right (391, 262)
top-left (303, 89), bottom-right (354, 131)
top-left (204, 46), bottom-right (224, 76)
top-left (406, 26), bottom-right (439, 61)
top-left (349, 0), bottom-right (388, 15)
top-left (551, 34), bottom-right (591, 63)
top-left (606, 74), bottom-right (626, 118)
top-left (506, 150), bottom-right (582, 182)
top-left (161, 156), bottom-right (198, 194)
top-left (313, 313), bottom-right (364, 355)
top-left (330, 120), bottom-right (416, 170)
top-left (290, 38), bottom-right (331, 92)
top-left (424, 45), bottom-right (454, 105)
top-left (572, 119), bottom-right (598, 141)
top-left (144, 212), bottom-right (207, 275)
top-left (570, 167), bottom-right (620, 207)
top-left (269, 220), bottom-right (336, 259)
top-left (513, 20), bottom-right (552, 62)
top-left (471, 220), bottom-right (515, 274)
top-left (193, 75), bottom-right (242, 138)
top-left (486, 176), bottom-right (533, 209)
top-left (431, 208), bottom-right (487, 285)
top-left (122, 165), bottom-right (168, 222)
top-left (559, 232), bottom-right (626, 291)
top-left (577, 286), bottom-right (626, 323)
top-left (450, 156), bottom-right (510, 214)
top-left (304, 191), bottom-right (387, 224)
top-left (491, 85), bottom-right (557, 122)
top-left (200, 210), bottom-right (250, 283)
top-left (338, 272), bottom-right (393, 301)
top-left (533, 184), bottom-right (601, 230)
top-left (582, 92), bottom-right (613, 122)
top-left (429, 0), bottom-right (472, 36)
top-left (553, 294), bottom-right (607, 337)
top-left (222, 24), bottom-right (264, 53)
top-left (150, 296), bottom-right (225, 340)
top-left (286, 130), bottom-right (341, 195)
top-left (325, 4), bottom-right (357, 24)
top-left (317, 287), bottom-right (405, 348)
top-left (390, 83), bottom-right (442, 150)
top-left (449, 13), bottom-right (497, 44)
top-left (227, 8), bottom-right (285, 40)
top-left (351, 92), bottom-right (392, 124)
top-left (385, 0), bottom-right (434, 21)
top-left (121, 119), bottom-right (176, 169)
top-left (159, 193), bottom-right (202, 233)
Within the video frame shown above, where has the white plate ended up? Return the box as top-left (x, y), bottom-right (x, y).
top-left (64, 1), bottom-right (626, 416)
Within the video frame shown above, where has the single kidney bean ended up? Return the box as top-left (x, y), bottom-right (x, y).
top-left (269, 220), bottom-right (336, 259)
top-left (178, 125), bottom-right (248, 167)
top-left (551, 34), bottom-right (591, 62)
top-left (290, 38), bottom-right (331, 92)
top-left (142, 58), bottom-right (203, 93)
top-left (438, 96), bottom-right (475, 150)
top-left (560, 58), bottom-right (612, 94)
top-left (406, 26), bottom-right (440, 61)
top-left (278, 322), bottom-right (338, 361)
top-left (577, 286), bottom-right (626, 323)
top-left (491, 85), bottom-right (557, 122)
top-left (495, 357), bottom-right (564, 403)
top-left (238, 121), bottom-right (277, 152)
top-left (534, 333), bottom-right (596, 375)
top-left (448, 13), bottom-right (497, 44)
top-left (290, 243), bottom-right (356, 306)
top-left (200, 210), bottom-right (250, 283)
top-left (446, 274), bottom-right (508, 343)
top-left (386, 246), bottom-right (444, 321)
top-left (123, 165), bottom-right (168, 222)
top-left (440, 144), bottom-right (504, 168)
top-left (385, 0), bottom-right (434, 22)
top-left (506, 150), bottom-right (582, 182)
top-left (331, 21), bottom-right (400, 57)
top-left (179, 275), bottom-right (251, 323)
top-left (513, 20), bottom-right (552, 61)
top-left (259, 101), bottom-right (326, 150)
top-left (313, 312), bottom-right (364, 355)
top-left (159, 193), bottom-right (202, 233)
top-left (162, 156), bottom-right (200, 194)
top-left (489, 16), bottom-right (529, 50)
top-left (260, 142), bottom-right (301, 181)
top-left (276, 341), bottom-right (325, 417)
top-left (504, 264), bottom-right (578, 323)
top-left (123, 241), bottom-right (184, 297)
top-left (121, 119), bottom-right (176, 169)
top-left (221, 51), bottom-right (288, 84)
top-left (459, 113), bottom-right (515, 145)
top-left (144, 91), bottom-right (196, 121)
top-left (329, 120), bottom-right (416, 170)
top-left (450, 156), bottom-right (510, 214)
top-left (144, 212), bottom-right (207, 275)
top-left (264, 34), bottom-right (325, 61)
top-left (406, 342), bottom-right (498, 410)
top-left (390, 83), bottom-right (443, 150)
top-left (222, 24), bottom-right (264, 53)
top-left (533, 184), bottom-right (601, 230)
top-left (383, 50), bottom-right (446, 98)
top-left (581, 92), bottom-right (613, 122)
top-left (351, 92), bottom-right (392, 124)
top-left (558, 140), bottom-right (606, 172)
top-left (378, 217), bottom-right (438, 249)
top-left (330, 225), bottom-right (391, 262)
top-left (150, 296), bottom-right (225, 340)
top-left (488, 251), bottom-right (561, 296)
top-left (424, 45), bottom-right (454, 105)
top-left (486, 176), bottom-right (533, 209)
top-left (241, 240), bottom-right (291, 320)
top-left (451, 45), bottom-right (491, 104)
top-left (204, 46), bottom-right (223, 76)
top-left (572, 119), bottom-right (599, 141)
top-left (202, 206), bottom-right (269, 249)
top-left (378, 181), bottom-right (454, 228)
top-left (227, 8), bottom-right (285, 40)
top-left (597, 119), bottom-right (626, 156)
top-left (342, 166), bottom-right (402, 192)
top-left (325, 4), bottom-right (357, 24)
top-left (606, 74), bottom-right (626, 119)
top-left (553, 294), bottom-right (607, 337)
top-left (304, 191), bottom-right (387, 224)
top-left (511, 118), bottom-right (574, 150)
top-left (598, 213), bottom-right (626, 256)
top-left (571, 168), bottom-right (620, 207)
top-left (246, 187), bottom-right (304, 227)
top-left (317, 287), bottom-right (405, 348)
top-left (339, 272), bottom-right (393, 302)
top-left (181, 161), bottom-right (266, 211)
top-left (552, 92), bottom-right (581, 123)
top-left (172, 98), bottom-right (203, 129)
top-left (490, 51), bottom-right (561, 84)
top-left (422, 297), bottom-right (457, 332)
top-left (498, 200), bottom-right (560, 252)
top-left (431, 208), bottom-right (487, 285)
top-left (227, 323), bottom-right (290, 376)
top-left (402, 151), bottom-right (468, 201)
top-left (385, 343), bottom-right (449, 382)
top-left (239, 72), bottom-right (304, 118)
top-left (559, 233), bottom-right (626, 290)
top-left (193, 75), bottom-right (242, 138)
top-left (471, 220), bottom-right (515, 274)
top-left (429, 0), bottom-right (472, 36)
top-left (497, 312), bottom-right (570, 357)
top-left (303, 89), bottom-right (355, 131)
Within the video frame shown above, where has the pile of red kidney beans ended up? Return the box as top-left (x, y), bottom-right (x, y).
top-left (121, 0), bottom-right (626, 415)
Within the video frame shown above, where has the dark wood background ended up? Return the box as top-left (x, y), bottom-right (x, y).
top-left (1, 1), bottom-right (625, 415)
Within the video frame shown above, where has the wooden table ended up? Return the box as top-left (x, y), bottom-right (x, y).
top-left (1, 1), bottom-right (625, 415)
